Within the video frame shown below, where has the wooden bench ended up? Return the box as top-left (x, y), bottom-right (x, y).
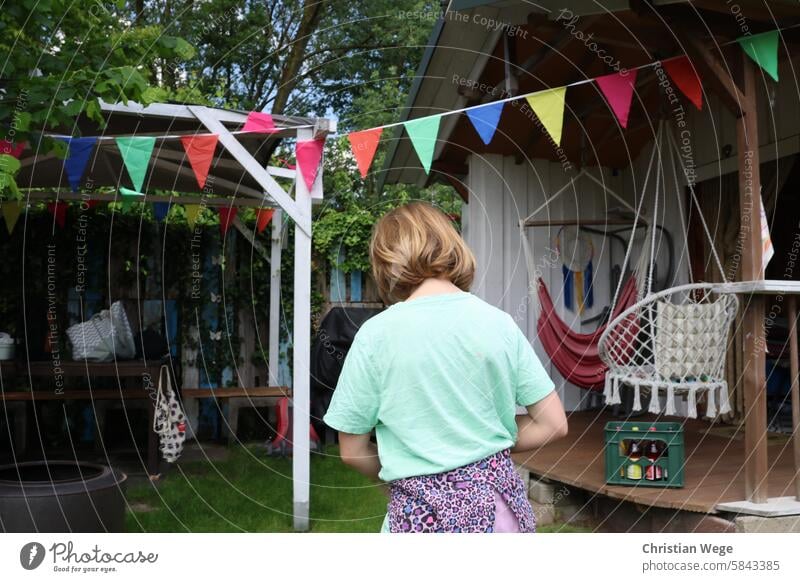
top-left (179, 386), bottom-right (291, 444)
top-left (1, 360), bottom-right (164, 477)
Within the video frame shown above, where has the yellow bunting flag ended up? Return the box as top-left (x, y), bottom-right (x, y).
top-left (185, 204), bottom-right (203, 229)
top-left (525, 87), bottom-right (567, 147)
top-left (2, 201), bottom-right (24, 234)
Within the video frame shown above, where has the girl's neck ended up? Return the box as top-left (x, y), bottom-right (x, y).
top-left (406, 277), bottom-right (462, 301)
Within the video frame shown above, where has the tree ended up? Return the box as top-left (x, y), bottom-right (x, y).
top-left (0, 0), bottom-right (193, 197)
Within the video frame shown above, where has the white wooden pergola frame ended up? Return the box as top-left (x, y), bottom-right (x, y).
top-left (18, 101), bottom-right (335, 530)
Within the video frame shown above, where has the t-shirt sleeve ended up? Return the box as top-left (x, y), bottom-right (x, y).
top-left (323, 329), bottom-right (380, 434)
top-left (512, 321), bottom-right (555, 407)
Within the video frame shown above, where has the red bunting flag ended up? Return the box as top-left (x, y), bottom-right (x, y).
top-left (347, 128), bottom-right (382, 179)
top-left (296, 138), bottom-right (325, 191)
top-left (48, 202), bottom-right (67, 228)
top-left (663, 57), bottom-right (703, 110)
top-left (241, 112), bottom-right (277, 133)
top-left (595, 69), bottom-right (639, 128)
top-left (218, 207), bottom-right (238, 237)
top-left (180, 135), bottom-right (219, 190)
top-left (1, 140), bottom-right (26, 158)
top-left (256, 208), bottom-right (275, 234)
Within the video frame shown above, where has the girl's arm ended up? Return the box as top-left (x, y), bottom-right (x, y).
top-left (338, 432), bottom-right (382, 481)
top-left (511, 390), bottom-right (568, 453)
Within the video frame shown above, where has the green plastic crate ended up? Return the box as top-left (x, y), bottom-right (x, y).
top-left (604, 421), bottom-right (684, 488)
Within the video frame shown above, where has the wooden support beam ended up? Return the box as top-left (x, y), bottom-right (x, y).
top-left (788, 295), bottom-right (800, 500)
top-left (20, 190), bottom-right (273, 208)
top-left (188, 106), bottom-right (310, 235)
top-left (678, 34), bottom-right (745, 115)
top-left (737, 55), bottom-right (768, 504)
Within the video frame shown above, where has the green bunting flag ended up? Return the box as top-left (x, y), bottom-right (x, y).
top-left (738, 30), bottom-right (780, 82)
top-left (116, 137), bottom-right (156, 192)
top-left (119, 186), bottom-right (145, 211)
top-left (404, 114), bottom-right (442, 174)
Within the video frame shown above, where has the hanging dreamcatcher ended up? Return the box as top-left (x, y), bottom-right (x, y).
top-left (555, 226), bottom-right (595, 314)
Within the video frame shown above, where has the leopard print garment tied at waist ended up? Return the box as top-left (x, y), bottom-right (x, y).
top-left (387, 449), bottom-right (536, 533)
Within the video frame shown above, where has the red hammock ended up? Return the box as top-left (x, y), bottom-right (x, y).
top-left (537, 277), bottom-right (639, 390)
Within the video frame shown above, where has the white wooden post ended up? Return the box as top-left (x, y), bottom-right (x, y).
top-left (292, 128), bottom-right (315, 531)
top-left (268, 209), bottom-right (283, 385)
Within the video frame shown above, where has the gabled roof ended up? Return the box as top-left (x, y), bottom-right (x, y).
top-left (382, 0), bottom-right (800, 188)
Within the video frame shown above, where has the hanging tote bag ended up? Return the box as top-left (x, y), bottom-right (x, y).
top-left (66, 300), bottom-right (136, 361)
top-left (153, 364), bottom-right (187, 463)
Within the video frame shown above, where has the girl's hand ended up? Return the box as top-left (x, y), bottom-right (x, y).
top-left (338, 432), bottom-right (383, 481)
top-left (512, 391), bottom-right (568, 453)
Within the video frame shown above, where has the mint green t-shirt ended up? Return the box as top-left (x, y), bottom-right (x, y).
top-left (323, 290), bottom-right (555, 485)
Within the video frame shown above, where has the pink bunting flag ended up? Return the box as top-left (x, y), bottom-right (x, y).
top-left (595, 70), bottom-right (639, 128)
top-left (662, 57), bottom-right (703, 110)
top-left (295, 138), bottom-right (325, 191)
top-left (180, 135), bottom-right (219, 190)
top-left (241, 112), bottom-right (278, 133)
top-left (48, 202), bottom-right (67, 229)
top-left (218, 207), bottom-right (238, 237)
top-left (256, 208), bottom-right (275, 234)
top-left (347, 128), bottom-right (382, 179)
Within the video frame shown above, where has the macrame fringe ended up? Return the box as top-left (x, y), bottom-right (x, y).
top-left (648, 385), bottom-right (661, 414)
top-left (719, 384), bottom-right (732, 415)
top-left (633, 384), bottom-right (642, 411)
top-left (687, 387), bottom-right (698, 419)
top-left (603, 376), bottom-right (613, 402)
top-left (705, 385), bottom-right (717, 418)
top-left (666, 385), bottom-right (676, 416)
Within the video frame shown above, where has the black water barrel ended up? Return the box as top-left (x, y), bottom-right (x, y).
top-left (0, 461), bottom-right (127, 532)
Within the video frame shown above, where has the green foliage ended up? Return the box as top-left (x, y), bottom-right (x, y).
top-left (0, 1), bottom-right (192, 196)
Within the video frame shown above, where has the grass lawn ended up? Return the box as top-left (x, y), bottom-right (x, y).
top-left (124, 444), bottom-right (591, 533)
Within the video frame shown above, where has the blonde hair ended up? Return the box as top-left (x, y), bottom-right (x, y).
top-left (369, 202), bottom-right (476, 304)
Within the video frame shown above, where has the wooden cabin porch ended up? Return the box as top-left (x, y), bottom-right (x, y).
top-left (513, 410), bottom-right (799, 515)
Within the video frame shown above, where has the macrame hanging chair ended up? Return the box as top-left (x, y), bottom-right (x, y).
top-left (596, 121), bottom-right (739, 418)
top-left (523, 120), bottom-right (739, 418)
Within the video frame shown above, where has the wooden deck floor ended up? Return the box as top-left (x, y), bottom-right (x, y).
top-left (512, 410), bottom-right (799, 514)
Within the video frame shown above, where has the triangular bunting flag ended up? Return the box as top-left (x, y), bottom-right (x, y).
top-left (185, 204), bottom-right (203, 229)
top-left (58, 137), bottom-right (96, 191)
top-left (1, 140), bottom-right (26, 158)
top-left (241, 112), bottom-right (277, 133)
top-left (116, 136), bottom-right (156, 192)
top-left (119, 186), bottom-right (145, 211)
top-left (256, 208), bottom-right (275, 234)
top-left (2, 201), bottom-right (24, 234)
top-left (180, 135), bottom-right (219, 190)
top-left (662, 57), bottom-right (703, 110)
top-left (219, 207), bottom-right (238, 237)
top-left (404, 114), bottom-right (442, 174)
top-left (296, 138), bottom-right (325, 190)
top-left (48, 202), bottom-right (67, 229)
top-left (595, 70), bottom-right (639, 128)
top-left (466, 101), bottom-right (504, 145)
top-left (525, 87), bottom-right (567, 146)
top-left (153, 202), bottom-right (171, 222)
top-left (738, 30), bottom-right (780, 82)
top-left (347, 128), bottom-right (382, 178)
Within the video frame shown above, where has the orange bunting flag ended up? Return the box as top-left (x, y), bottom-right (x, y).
top-left (347, 128), bottom-right (382, 178)
top-left (662, 57), bottom-right (703, 110)
top-left (180, 135), bottom-right (219, 190)
top-left (256, 208), bottom-right (275, 234)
